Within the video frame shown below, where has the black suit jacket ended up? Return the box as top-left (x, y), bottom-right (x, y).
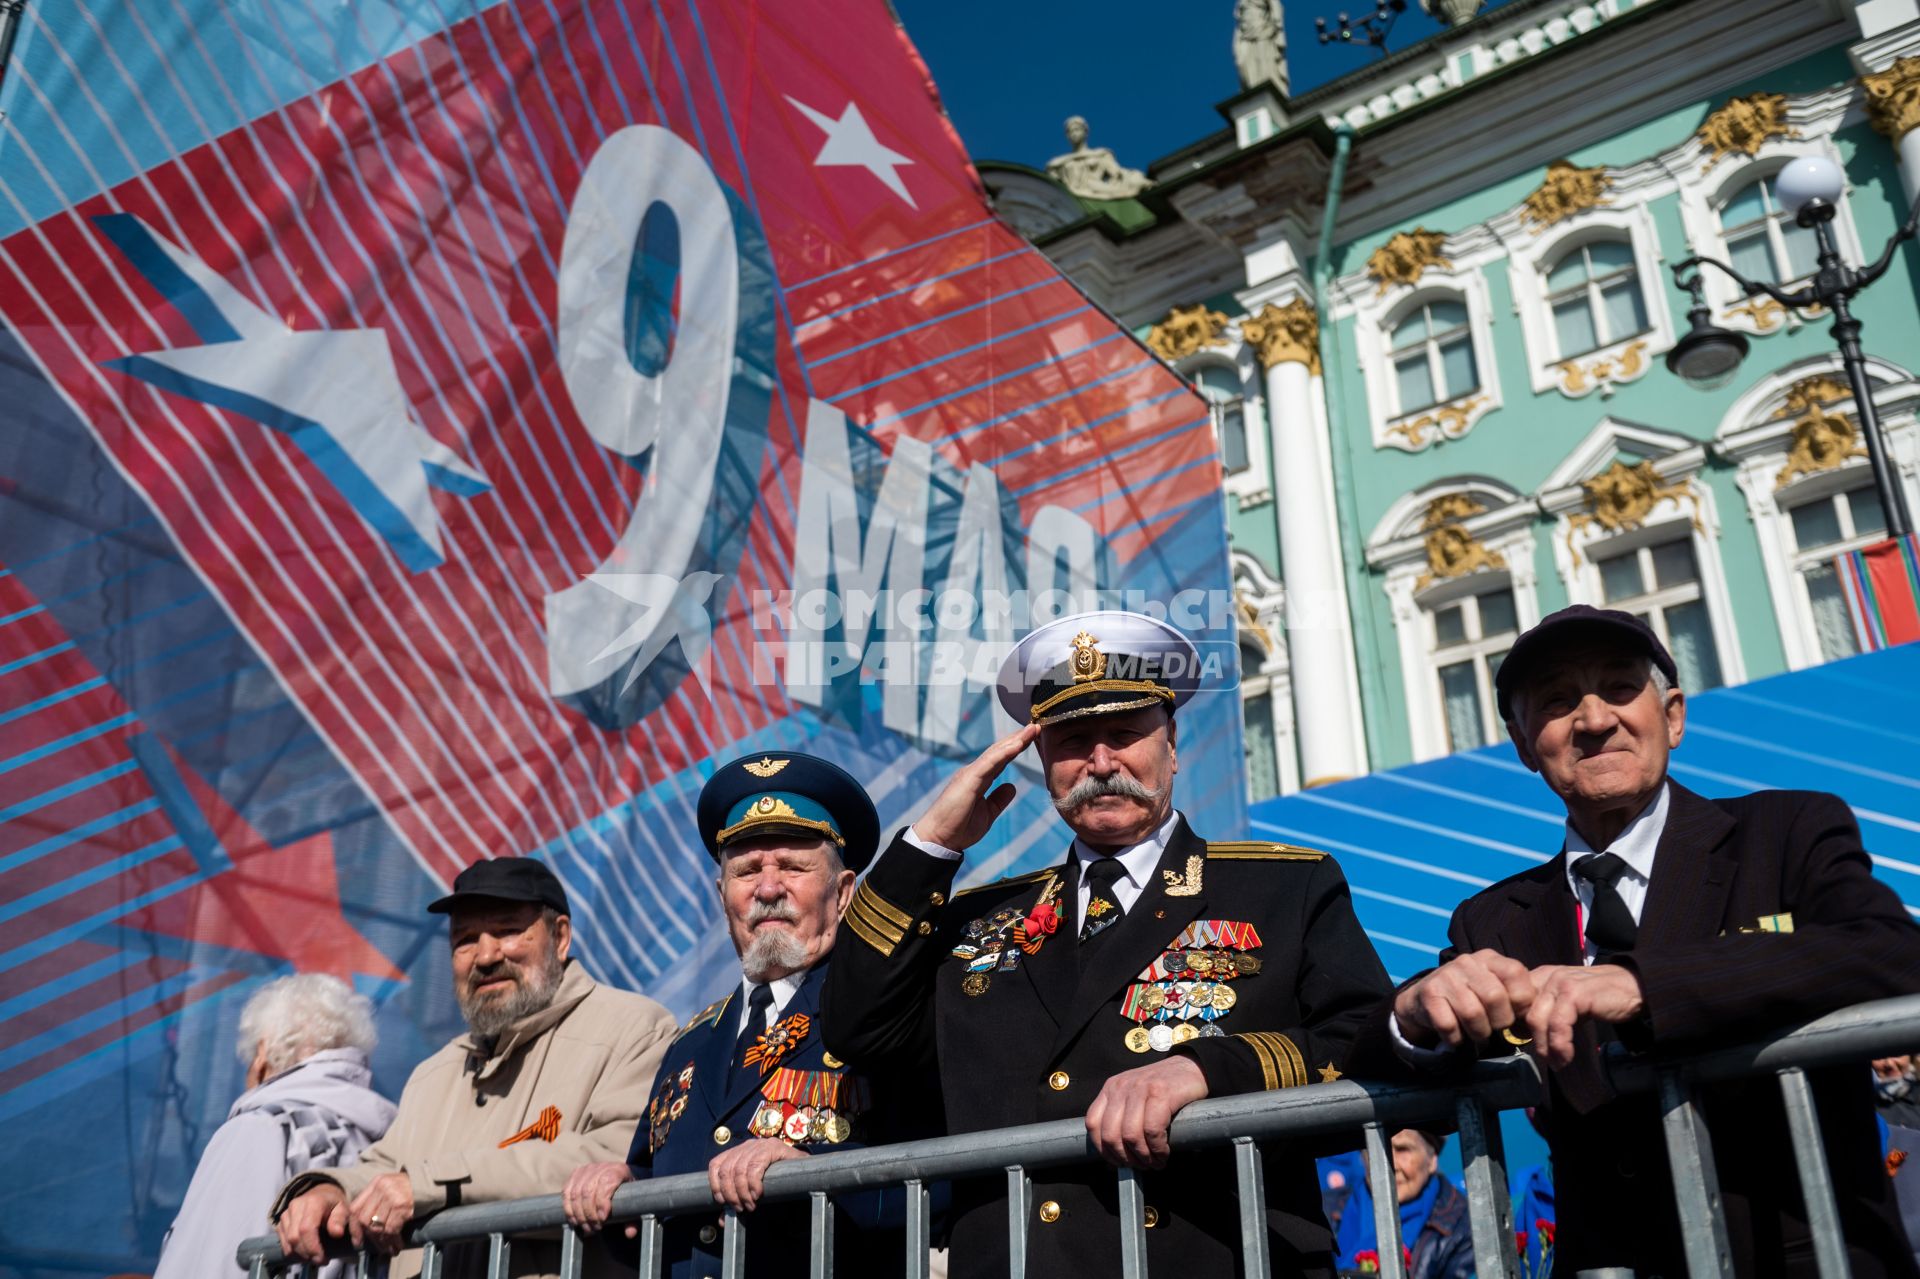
top-left (1385, 782), bottom-right (1920, 1278)
top-left (820, 816), bottom-right (1393, 1279)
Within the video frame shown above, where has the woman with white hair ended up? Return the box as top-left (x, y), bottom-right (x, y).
top-left (156, 973), bottom-right (397, 1278)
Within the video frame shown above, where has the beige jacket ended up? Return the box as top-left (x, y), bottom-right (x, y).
top-left (275, 963), bottom-right (676, 1279)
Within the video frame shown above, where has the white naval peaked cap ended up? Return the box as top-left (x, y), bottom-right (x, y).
top-left (995, 609), bottom-right (1202, 727)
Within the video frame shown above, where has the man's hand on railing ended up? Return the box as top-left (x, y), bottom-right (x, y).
top-left (275, 1181), bottom-right (352, 1265)
top-left (348, 1172), bottom-right (417, 1254)
top-left (1084, 1055), bottom-right (1209, 1170)
top-left (562, 1162), bottom-right (635, 1237)
top-left (1393, 949), bottom-right (1537, 1049)
top-left (708, 1137), bottom-right (808, 1212)
top-left (909, 724), bottom-right (1037, 853)
top-left (1522, 963), bottom-right (1644, 1068)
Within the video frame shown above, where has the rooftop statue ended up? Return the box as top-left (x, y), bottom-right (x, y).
top-left (1045, 116), bottom-right (1155, 200)
top-left (1233, 0), bottom-right (1288, 94)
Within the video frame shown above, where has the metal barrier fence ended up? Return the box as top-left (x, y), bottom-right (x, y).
top-left (239, 993), bottom-right (1920, 1279)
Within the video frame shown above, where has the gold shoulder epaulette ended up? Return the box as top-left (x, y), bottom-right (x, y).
top-left (1206, 840), bottom-right (1327, 861)
top-left (679, 994), bottom-right (731, 1037)
top-left (953, 866), bottom-right (1057, 898)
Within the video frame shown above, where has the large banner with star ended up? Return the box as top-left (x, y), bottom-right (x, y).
top-left (0, 0), bottom-right (1240, 1265)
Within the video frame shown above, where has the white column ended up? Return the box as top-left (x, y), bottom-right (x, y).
top-left (1856, 39), bottom-right (1920, 206)
top-left (1259, 339), bottom-right (1367, 785)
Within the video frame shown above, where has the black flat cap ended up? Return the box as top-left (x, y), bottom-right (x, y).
top-left (697, 751), bottom-right (881, 874)
top-left (427, 857), bottom-right (570, 916)
top-left (1494, 603), bottom-right (1679, 720)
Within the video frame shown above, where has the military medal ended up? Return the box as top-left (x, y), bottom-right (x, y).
top-left (1125, 1026), bottom-right (1153, 1053)
top-left (825, 1115), bottom-right (852, 1144)
top-left (783, 1110), bottom-right (813, 1143)
top-left (1172, 1022), bottom-right (1199, 1045)
top-left (1147, 1023), bottom-right (1175, 1052)
top-left (743, 1012), bottom-right (811, 1075)
top-left (1210, 984), bottom-right (1237, 1011)
top-left (962, 972), bottom-right (991, 997)
top-left (751, 1103), bottom-right (785, 1138)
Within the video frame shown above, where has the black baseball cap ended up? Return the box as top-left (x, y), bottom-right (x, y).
top-left (1494, 604), bottom-right (1679, 720)
top-left (427, 857), bottom-right (571, 916)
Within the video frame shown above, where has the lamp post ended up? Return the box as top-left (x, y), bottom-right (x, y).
top-left (1666, 154), bottom-right (1915, 539)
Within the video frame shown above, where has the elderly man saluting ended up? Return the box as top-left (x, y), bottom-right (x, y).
top-left (562, 752), bottom-right (913, 1277)
top-left (273, 859), bottom-right (677, 1279)
top-left (1384, 604), bottom-right (1920, 1277)
top-left (822, 611), bottom-right (1392, 1278)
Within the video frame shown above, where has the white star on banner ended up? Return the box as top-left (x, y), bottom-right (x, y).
top-left (786, 96), bottom-right (917, 207)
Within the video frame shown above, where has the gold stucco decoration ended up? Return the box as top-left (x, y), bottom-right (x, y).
top-left (1696, 93), bottom-right (1800, 169)
top-left (1773, 375), bottom-right (1867, 488)
top-left (1145, 303), bottom-right (1232, 363)
top-left (1565, 459), bottom-right (1700, 566)
top-left (1387, 394), bottom-right (1489, 450)
top-left (1726, 296), bottom-right (1788, 333)
top-left (1555, 339), bottom-right (1650, 398)
top-left (1521, 161), bottom-right (1612, 230)
top-left (1862, 57), bottom-right (1920, 145)
top-left (1241, 299), bottom-right (1322, 374)
top-left (1416, 493), bottom-right (1507, 591)
top-left (1366, 228), bottom-right (1452, 295)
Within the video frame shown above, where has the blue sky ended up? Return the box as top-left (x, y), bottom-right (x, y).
top-left (890, 1), bottom-right (1520, 171)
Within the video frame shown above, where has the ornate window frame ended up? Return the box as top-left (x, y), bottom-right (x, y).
top-left (1718, 356), bottom-right (1920, 669)
top-left (1351, 270), bottom-right (1504, 454)
top-left (1538, 418), bottom-right (1746, 688)
top-left (1507, 206), bottom-right (1674, 400)
top-left (1182, 346), bottom-right (1272, 511)
top-left (1367, 480), bottom-right (1541, 762)
top-left (1232, 550), bottom-right (1298, 795)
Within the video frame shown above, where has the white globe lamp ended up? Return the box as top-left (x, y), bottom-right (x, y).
top-left (1773, 155), bottom-right (1845, 217)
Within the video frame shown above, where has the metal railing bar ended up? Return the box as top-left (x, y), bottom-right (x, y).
top-left (904, 1179), bottom-right (930, 1279)
top-left (1658, 1069), bottom-right (1735, 1279)
top-left (1362, 1122), bottom-right (1408, 1279)
top-left (809, 1190), bottom-right (833, 1279)
top-left (484, 1233), bottom-right (508, 1279)
top-left (1005, 1165), bottom-right (1029, 1279)
top-left (1456, 1092), bottom-right (1519, 1279)
top-left (1231, 1136), bottom-right (1270, 1279)
top-left (557, 1225), bottom-right (582, 1279)
top-left (721, 1208), bottom-right (744, 1279)
top-left (418, 1241), bottom-right (441, 1279)
top-left (233, 996), bottom-right (1920, 1275)
top-left (248, 1257), bottom-right (267, 1279)
top-left (1776, 1066), bottom-right (1850, 1279)
top-left (1116, 1167), bottom-right (1148, 1279)
top-left (634, 1215), bottom-right (663, 1279)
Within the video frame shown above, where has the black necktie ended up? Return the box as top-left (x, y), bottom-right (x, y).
top-left (1572, 852), bottom-right (1638, 954)
top-left (1080, 857), bottom-right (1127, 944)
top-left (726, 983), bottom-right (775, 1090)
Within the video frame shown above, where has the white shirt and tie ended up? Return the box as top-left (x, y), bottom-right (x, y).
top-left (734, 972), bottom-right (804, 1040)
top-left (1390, 782), bottom-right (1671, 1058)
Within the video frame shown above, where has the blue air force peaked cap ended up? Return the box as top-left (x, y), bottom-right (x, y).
top-left (697, 752), bottom-right (881, 873)
top-left (995, 610), bottom-right (1201, 727)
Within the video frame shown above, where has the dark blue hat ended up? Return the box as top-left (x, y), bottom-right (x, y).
top-left (696, 752), bottom-right (881, 873)
top-left (427, 857), bottom-right (570, 916)
top-left (1494, 604), bottom-right (1679, 720)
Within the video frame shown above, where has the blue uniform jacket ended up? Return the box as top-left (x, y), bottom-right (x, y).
top-left (623, 960), bottom-right (909, 1279)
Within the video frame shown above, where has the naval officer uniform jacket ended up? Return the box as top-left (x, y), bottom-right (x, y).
top-left (624, 959), bottom-right (910, 1279)
top-left (820, 814), bottom-right (1393, 1279)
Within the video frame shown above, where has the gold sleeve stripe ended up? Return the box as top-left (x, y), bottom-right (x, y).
top-left (1235, 1033), bottom-right (1282, 1090)
top-left (952, 867), bottom-right (1055, 898)
top-left (1237, 1032), bottom-right (1307, 1089)
top-left (846, 894), bottom-right (907, 945)
top-left (843, 906), bottom-right (898, 957)
top-left (1207, 851), bottom-right (1328, 861)
top-left (853, 881), bottom-right (913, 929)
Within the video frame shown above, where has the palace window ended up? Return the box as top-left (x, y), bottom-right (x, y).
top-left (1545, 239), bottom-right (1649, 359)
top-left (1787, 482), bottom-right (1887, 661)
top-left (1591, 531), bottom-right (1724, 690)
top-left (1194, 364), bottom-right (1249, 474)
top-left (1720, 172), bottom-right (1821, 285)
top-left (1428, 584), bottom-right (1519, 750)
top-left (1389, 299), bottom-right (1480, 415)
top-left (1242, 674), bottom-right (1281, 805)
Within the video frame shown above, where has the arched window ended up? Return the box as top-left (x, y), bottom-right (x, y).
top-left (1590, 531), bottom-right (1725, 690)
top-left (1389, 298), bottom-right (1479, 414)
top-left (1545, 239), bottom-right (1648, 359)
top-left (1719, 172), bottom-right (1820, 285)
top-left (1427, 583), bottom-right (1519, 751)
top-left (1192, 364), bottom-right (1249, 473)
top-left (1239, 641), bottom-right (1280, 803)
top-left (1785, 481), bottom-right (1887, 661)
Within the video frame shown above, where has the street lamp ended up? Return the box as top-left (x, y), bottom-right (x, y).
top-left (1666, 153), bottom-right (1915, 539)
